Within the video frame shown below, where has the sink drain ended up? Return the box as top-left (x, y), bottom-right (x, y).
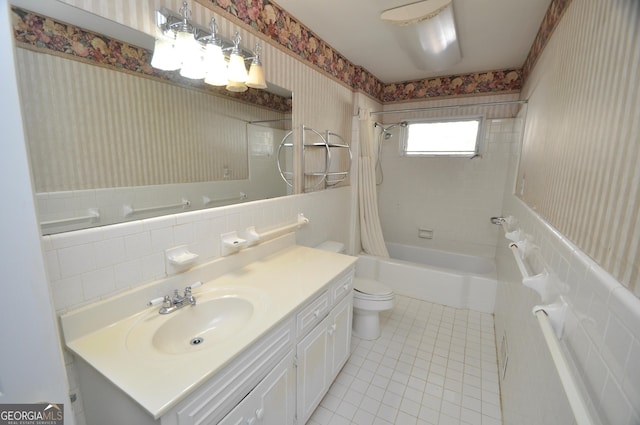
top-left (190, 337), bottom-right (204, 346)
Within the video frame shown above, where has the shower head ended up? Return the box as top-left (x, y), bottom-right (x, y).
top-left (379, 121), bottom-right (408, 140)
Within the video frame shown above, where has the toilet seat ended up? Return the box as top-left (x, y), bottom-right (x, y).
top-left (353, 277), bottom-right (394, 300)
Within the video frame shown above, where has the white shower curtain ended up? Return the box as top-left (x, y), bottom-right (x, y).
top-left (358, 109), bottom-right (389, 257)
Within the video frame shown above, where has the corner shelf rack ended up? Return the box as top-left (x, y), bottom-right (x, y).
top-left (277, 125), bottom-right (352, 191)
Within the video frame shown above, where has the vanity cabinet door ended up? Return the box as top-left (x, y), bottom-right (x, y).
top-left (328, 293), bottom-right (353, 378)
top-left (296, 315), bottom-right (331, 424)
top-left (217, 351), bottom-right (295, 425)
top-left (296, 293), bottom-right (354, 424)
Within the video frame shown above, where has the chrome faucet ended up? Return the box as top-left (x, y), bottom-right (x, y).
top-left (148, 281), bottom-right (203, 314)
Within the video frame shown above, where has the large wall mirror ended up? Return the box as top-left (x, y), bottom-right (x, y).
top-left (12, 6), bottom-right (294, 235)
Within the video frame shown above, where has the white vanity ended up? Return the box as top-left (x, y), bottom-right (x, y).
top-left (60, 235), bottom-right (357, 425)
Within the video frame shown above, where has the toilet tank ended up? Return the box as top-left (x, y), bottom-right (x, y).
top-left (314, 241), bottom-right (346, 254)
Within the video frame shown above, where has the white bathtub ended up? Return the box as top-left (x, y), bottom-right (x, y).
top-left (357, 243), bottom-right (497, 313)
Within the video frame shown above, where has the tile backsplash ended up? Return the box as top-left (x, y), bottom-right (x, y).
top-left (45, 187), bottom-right (352, 314)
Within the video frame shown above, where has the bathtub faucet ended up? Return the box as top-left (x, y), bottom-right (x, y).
top-left (490, 216), bottom-right (506, 225)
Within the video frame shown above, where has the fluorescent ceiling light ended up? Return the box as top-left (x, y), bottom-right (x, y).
top-left (381, 0), bottom-right (462, 71)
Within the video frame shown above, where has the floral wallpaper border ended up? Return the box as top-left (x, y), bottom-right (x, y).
top-left (521, 0), bottom-right (573, 83)
top-left (11, 7), bottom-right (293, 113)
top-left (12, 0), bottom-right (571, 106)
top-left (200, 0), bottom-right (572, 102)
top-left (381, 69), bottom-right (523, 103)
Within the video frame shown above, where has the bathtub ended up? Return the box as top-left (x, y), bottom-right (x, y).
top-left (357, 242), bottom-right (497, 313)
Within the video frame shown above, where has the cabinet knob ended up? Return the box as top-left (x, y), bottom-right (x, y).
top-left (246, 417), bottom-right (256, 425)
top-left (327, 324), bottom-right (337, 336)
top-left (255, 407), bottom-right (265, 420)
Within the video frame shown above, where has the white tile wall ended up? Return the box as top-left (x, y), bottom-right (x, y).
top-left (376, 117), bottom-right (521, 259)
top-left (46, 187), bottom-right (353, 314)
top-left (496, 194), bottom-right (640, 425)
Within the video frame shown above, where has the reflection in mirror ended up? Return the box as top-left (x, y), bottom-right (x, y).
top-left (11, 7), bottom-right (293, 235)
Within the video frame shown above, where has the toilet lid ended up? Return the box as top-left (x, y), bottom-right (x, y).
top-left (354, 277), bottom-right (393, 296)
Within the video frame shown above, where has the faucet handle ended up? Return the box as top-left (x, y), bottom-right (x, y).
top-left (184, 281), bottom-right (203, 295)
top-left (148, 297), bottom-right (164, 307)
top-left (148, 295), bottom-right (171, 307)
top-left (187, 281), bottom-right (203, 291)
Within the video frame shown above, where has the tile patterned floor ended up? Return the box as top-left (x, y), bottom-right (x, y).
top-left (307, 295), bottom-right (502, 425)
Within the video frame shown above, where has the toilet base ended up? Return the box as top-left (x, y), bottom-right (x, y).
top-left (352, 308), bottom-right (381, 340)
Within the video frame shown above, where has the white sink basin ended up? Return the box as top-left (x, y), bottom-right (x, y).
top-left (126, 288), bottom-right (267, 355)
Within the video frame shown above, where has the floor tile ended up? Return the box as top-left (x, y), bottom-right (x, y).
top-left (308, 295), bottom-right (502, 425)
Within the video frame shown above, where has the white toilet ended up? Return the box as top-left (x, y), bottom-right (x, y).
top-left (315, 241), bottom-right (395, 340)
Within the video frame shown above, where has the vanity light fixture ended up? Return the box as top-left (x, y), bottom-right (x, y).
top-left (151, 1), bottom-right (268, 92)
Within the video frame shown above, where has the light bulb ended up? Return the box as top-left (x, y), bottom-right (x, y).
top-left (227, 51), bottom-right (248, 83)
top-left (204, 43), bottom-right (228, 86)
top-left (246, 61), bottom-right (267, 89)
top-left (150, 35), bottom-right (180, 71)
top-left (180, 41), bottom-right (206, 79)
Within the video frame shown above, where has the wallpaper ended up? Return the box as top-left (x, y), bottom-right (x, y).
top-left (518, 0), bottom-right (640, 294)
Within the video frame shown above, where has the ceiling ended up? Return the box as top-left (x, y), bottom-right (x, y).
top-left (273, 0), bottom-right (552, 83)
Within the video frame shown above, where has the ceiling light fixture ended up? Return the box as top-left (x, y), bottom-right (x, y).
top-left (151, 1), bottom-right (267, 92)
top-left (381, 0), bottom-right (462, 72)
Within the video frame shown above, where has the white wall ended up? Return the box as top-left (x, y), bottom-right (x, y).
top-left (0, 1), bottom-right (74, 422)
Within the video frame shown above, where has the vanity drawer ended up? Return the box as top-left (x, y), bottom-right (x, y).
top-left (296, 290), bottom-right (330, 337)
top-left (331, 270), bottom-right (354, 303)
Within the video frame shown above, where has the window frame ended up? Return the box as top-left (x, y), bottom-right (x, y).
top-left (401, 115), bottom-right (485, 158)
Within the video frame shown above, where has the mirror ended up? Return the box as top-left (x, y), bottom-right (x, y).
top-left (11, 6), bottom-right (293, 235)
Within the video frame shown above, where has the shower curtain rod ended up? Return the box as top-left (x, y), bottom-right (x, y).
top-left (369, 99), bottom-right (528, 116)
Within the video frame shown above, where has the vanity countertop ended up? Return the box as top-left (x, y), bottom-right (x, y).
top-left (61, 243), bottom-right (356, 418)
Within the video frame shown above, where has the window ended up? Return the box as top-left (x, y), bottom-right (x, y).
top-left (402, 117), bottom-right (483, 157)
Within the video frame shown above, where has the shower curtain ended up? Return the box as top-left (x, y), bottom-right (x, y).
top-left (358, 109), bottom-right (389, 257)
